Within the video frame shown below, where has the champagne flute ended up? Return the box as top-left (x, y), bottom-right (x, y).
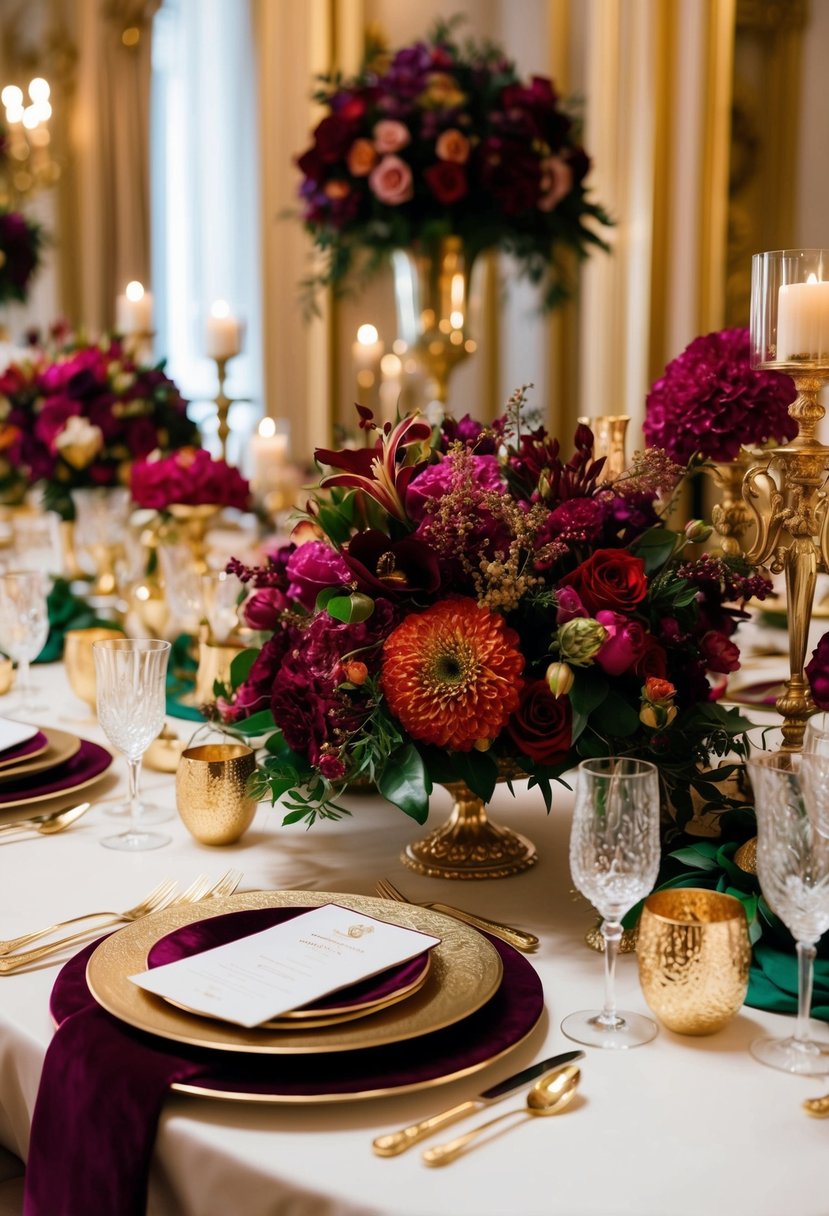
top-left (0, 571), bottom-right (49, 718)
top-left (93, 638), bottom-right (172, 851)
top-left (747, 751), bottom-right (829, 1073)
top-left (561, 757), bottom-right (661, 1049)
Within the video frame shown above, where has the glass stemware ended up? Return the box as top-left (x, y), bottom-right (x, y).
top-left (0, 571), bottom-right (50, 718)
top-left (746, 751), bottom-right (829, 1073)
top-left (561, 757), bottom-right (661, 1049)
top-left (93, 638), bottom-right (172, 851)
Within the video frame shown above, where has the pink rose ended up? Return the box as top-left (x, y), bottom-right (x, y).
top-left (594, 610), bottom-right (646, 677)
top-left (368, 155), bottom-right (414, 206)
top-left (435, 128), bottom-right (470, 164)
top-left (373, 120), bottom-right (411, 153)
top-left (538, 155), bottom-right (573, 212)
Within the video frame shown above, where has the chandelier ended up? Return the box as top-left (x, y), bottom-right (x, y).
top-left (0, 77), bottom-right (59, 207)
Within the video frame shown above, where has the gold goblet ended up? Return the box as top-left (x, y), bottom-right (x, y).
top-left (176, 743), bottom-right (257, 846)
top-left (637, 888), bottom-right (750, 1035)
top-left (64, 626), bottom-right (125, 710)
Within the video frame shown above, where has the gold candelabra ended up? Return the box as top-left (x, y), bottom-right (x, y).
top-left (213, 356), bottom-right (249, 462)
top-left (742, 248), bottom-right (829, 750)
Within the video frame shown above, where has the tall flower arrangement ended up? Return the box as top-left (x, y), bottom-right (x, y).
top-left (295, 20), bottom-right (610, 309)
top-left (221, 394), bottom-right (766, 830)
top-left (0, 335), bottom-right (199, 518)
top-left (0, 208), bottom-right (43, 306)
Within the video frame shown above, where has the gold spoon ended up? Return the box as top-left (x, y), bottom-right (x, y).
top-left (0, 802), bottom-right (92, 838)
top-left (803, 1093), bottom-right (829, 1118)
top-left (422, 1065), bottom-right (581, 1166)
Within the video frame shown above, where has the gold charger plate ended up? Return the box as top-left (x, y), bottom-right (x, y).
top-left (0, 728), bottom-right (81, 782)
top-left (86, 891), bottom-right (503, 1055)
top-left (0, 736), bottom-right (50, 770)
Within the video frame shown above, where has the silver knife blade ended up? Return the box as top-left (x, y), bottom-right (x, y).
top-left (372, 1049), bottom-right (585, 1157)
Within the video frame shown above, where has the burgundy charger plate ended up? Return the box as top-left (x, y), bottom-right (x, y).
top-left (0, 739), bottom-right (112, 805)
top-left (51, 908), bottom-right (544, 1103)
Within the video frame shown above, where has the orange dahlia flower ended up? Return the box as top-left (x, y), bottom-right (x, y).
top-left (381, 598), bottom-right (524, 752)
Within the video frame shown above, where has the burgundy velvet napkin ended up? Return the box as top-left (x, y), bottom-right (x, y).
top-left (24, 910), bottom-right (541, 1216)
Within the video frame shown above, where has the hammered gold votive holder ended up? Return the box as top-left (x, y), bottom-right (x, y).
top-left (637, 888), bottom-right (750, 1035)
top-left (64, 626), bottom-right (126, 708)
top-left (176, 743), bottom-right (257, 846)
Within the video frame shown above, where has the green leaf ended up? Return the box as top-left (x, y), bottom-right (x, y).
top-left (315, 587), bottom-right (341, 611)
top-left (317, 504), bottom-right (353, 545)
top-left (326, 593), bottom-right (375, 624)
top-left (669, 845), bottom-right (720, 871)
top-left (377, 744), bottom-right (430, 823)
top-left (631, 527), bottom-right (678, 573)
top-left (228, 648), bottom-right (259, 689)
top-left (232, 709), bottom-right (277, 736)
top-left (449, 750), bottom-right (499, 803)
top-left (590, 691), bottom-right (640, 737)
top-left (569, 669), bottom-right (609, 717)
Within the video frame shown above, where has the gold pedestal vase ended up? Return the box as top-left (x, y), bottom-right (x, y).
top-left (391, 235), bottom-right (482, 406)
top-left (166, 504), bottom-right (220, 575)
top-left (402, 777), bottom-right (538, 881)
top-left (576, 415), bottom-right (630, 481)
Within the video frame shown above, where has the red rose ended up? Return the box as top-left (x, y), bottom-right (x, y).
top-left (312, 115), bottom-right (358, 164)
top-left (700, 631), bottom-right (741, 674)
top-left (558, 548), bottom-right (648, 615)
top-left (506, 679), bottom-right (572, 765)
top-left (633, 634), bottom-right (668, 681)
top-left (423, 162), bottom-right (468, 205)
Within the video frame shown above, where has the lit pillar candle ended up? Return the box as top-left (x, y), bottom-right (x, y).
top-left (379, 352), bottom-right (403, 425)
top-left (250, 417), bottom-right (289, 493)
top-left (777, 274), bottom-right (829, 362)
top-left (115, 281), bottom-right (153, 335)
top-left (353, 324), bottom-right (383, 400)
top-left (206, 300), bottom-right (243, 360)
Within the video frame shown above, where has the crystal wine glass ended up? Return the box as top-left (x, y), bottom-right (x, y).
top-left (561, 757), bottom-right (662, 1049)
top-left (747, 751), bottom-right (829, 1073)
top-left (93, 638), bottom-right (171, 851)
top-left (0, 571), bottom-right (50, 718)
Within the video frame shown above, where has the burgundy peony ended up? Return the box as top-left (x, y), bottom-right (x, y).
top-left (558, 549), bottom-right (648, 616)
top-left (643, 327), bottom-right (797, 464)
top-left (807, 634), bottom-right (829, 710)
top-left (506, 679), bottom-right (572, 765)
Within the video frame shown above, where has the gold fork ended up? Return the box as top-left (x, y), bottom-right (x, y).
top-left (375, 879), bottom-right (539, 952)
top-left (0, 878), bottom-right (180, 956)
top-left (0, 871), bottom-right (244, 972)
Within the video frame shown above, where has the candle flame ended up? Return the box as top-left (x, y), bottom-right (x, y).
top-left (258, 416), bottom-right (276, 439)
top-left (211, 299), bottom-right (231, 319)
top-left (807, 273), bottom-right (819, 286)
top-left (357, 324), bottom-right (379, 346)
top-left (126, 280), bottom-right (144, 302)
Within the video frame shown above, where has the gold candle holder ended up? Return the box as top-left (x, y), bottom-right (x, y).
top-left (576, 415), bottom-right (630, 482)
top-left (710, 449), bottom-right (757, 556)
top-left (743, 249), bottom-right (829, 750)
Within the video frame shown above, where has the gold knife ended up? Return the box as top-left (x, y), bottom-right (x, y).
top-left (371, 1050), bottom-right (585, 1157)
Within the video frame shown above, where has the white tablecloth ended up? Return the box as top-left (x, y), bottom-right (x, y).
top-left (0, 661), bottom-right (825, 1216)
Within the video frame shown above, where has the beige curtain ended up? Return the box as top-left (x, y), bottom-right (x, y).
top-left (57, 0), bottom-right (159, 332)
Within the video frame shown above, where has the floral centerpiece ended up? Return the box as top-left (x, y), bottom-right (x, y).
top-left (643, 327), bottom-right (797, 464)
top-left (0, 336), bottom-right (198, 518)
top-left (220, 393), bottom-right (767, 839)
top-left (295, 20), bottom-right (610, 308)
top-left (130, 448), bottom-right (251, 512)
top-left (0, 208), bottom-right (43, 307)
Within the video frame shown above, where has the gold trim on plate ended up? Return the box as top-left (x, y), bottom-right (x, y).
top-left (86, 891), bottom-right (503, 1056)
top-left (0, 727), bottom-right (81, 782)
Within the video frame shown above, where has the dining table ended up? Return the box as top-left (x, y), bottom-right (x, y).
top-left (0, 654), bottom-right (827, 1216)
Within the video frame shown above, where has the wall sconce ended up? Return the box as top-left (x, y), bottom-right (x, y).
top-left (0, 77), bottom-right (60, 206)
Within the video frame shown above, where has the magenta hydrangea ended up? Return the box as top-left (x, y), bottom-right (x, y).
top-left (643, 327), bottom-right (797, 464)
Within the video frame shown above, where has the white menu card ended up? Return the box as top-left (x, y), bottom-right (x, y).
top-left (130, 904), bottom-right (441, 1028)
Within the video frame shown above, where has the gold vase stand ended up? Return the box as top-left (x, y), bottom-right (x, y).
top-left (402, 780), bottom-right (538, 880)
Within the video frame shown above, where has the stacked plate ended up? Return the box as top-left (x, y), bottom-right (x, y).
top-left (0, 721), bottom-right (113, 810)
top-left (61, 890), bottom-right (545, 1104)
